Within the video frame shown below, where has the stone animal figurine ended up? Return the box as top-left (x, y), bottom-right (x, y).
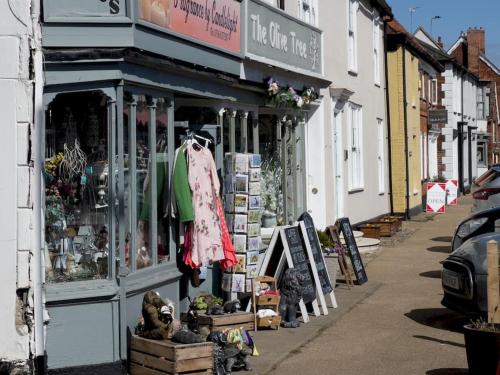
top-left (141, 291), bottom-right (175, 340)
top-left (207, 331), bottom-right (252, 374)
top-left (186, 296), bottom-right (200, 333)
top-left (223, 299), bottom-right (241, 314)
top-left (279, 268), bottom-right (304, 328)
top-left (206, 304), bottom-right (225, 315)
top-left (141, 291), bottom-right (202, 343)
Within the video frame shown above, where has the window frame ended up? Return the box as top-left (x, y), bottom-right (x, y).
top-left (373, 13), bottom-right (381, 86)
top-left (347, 0), bottom-right (358, 74)
top-left (298, 0), bottom-right (318, 26)
top-left (347, 103), bottom-right (364, 191)
top-left (377, 118), bottom-right (385, 194)
top-left (431, 78), bottom-right (438, 105)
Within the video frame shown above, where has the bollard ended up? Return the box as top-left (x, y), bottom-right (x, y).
top-left (487, 240), bottom-right (500, 324)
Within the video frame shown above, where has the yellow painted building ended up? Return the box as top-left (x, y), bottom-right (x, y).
top-left (386, 20), bottom-right (423, 216)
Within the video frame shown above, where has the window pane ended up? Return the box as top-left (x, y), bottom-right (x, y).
top-left (44, 91), bottom-right (109, 282)
top-left (156, 98), bottom-right (170, 264)
top-left (136, 95), bottom-right (152, 269)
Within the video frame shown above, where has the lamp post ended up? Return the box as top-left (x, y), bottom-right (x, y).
top-left (409, 6), bottom-right (419, 32)
top-left (430, 15), bottom-right (441, 36)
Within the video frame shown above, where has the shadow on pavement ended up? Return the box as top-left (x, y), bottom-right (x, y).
top-left (419, 270), bottom-right (442, 279)
top-left (405, 308), bottom-right (468, 333)
top-left (431, 236), bottom-right (453, 243)
top-left (427, 245), bottom-right (451, 254)
top-left (426, 369), bottom-right (468, 375)
top-left (414, 335), bottom-right (465, 348)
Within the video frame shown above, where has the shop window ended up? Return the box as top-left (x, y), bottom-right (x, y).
top-left (44, 91), bottom-right (110, 283)
top-left (348, 103), bottom-right (363, 190)
top-left (259, 115), bottom-right (284, 225)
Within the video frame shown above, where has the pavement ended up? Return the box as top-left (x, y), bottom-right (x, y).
top-left (249, 197), bottom-right (473, 375)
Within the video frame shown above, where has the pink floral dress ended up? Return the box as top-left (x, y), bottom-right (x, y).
top-left (186, 146), bottom-right (224, 267)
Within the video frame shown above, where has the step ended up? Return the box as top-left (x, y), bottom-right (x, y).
top-left (339, 230), bottom-right (364, 240)
top-left (355, 237), bottom-right (380, 254)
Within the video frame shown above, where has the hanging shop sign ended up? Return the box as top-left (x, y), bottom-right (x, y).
top-left (428, 109), bottom-right (448, 125)
top-left (138, 0), bottom-right (241, 54)
top-left (446, 179), bottom-right (458, 206)
top-left (426, 182), bottom-right (447, 213)
top-left (43, 0), bottom-right (128, 21)
top-left (336, 218), bottom-right (367, 285)
top-left (246, 0), bottom-right (322, 75)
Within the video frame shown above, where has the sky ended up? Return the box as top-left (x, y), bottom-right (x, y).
top-left (387, 0), bottom-right (500, 67)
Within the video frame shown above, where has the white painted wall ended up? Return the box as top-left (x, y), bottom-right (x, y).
top-left (320, 0), bottom-right (390, 224)
top-left (0, 0), bottom-right (33, 365)
top-left (442, 63), bottom-right (479, 188)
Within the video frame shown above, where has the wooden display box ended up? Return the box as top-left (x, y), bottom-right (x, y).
top-left (377, 217), bottom-right (402, 237)
top-left (181, 311), bottom-right (255, 333)
top-left (255, 294), bottom-right (280, 306)
top-left (256, 315), bottom-right (281, 329)
top-left (129, 335), bottom-right (213, 375)
top-left (358, 223), bottom-right (382, 239)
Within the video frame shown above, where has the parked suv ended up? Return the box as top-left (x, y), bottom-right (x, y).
top-left (442, 207), bottom-right (500, 315)
top-left (471, 164), bottom-right (500, 212)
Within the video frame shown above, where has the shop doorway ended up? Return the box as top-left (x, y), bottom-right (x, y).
top-left (333, 110), bottom-right (344, 219)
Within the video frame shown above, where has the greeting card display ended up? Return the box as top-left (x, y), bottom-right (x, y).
top-left (223, 152), bottom-right (263, 295)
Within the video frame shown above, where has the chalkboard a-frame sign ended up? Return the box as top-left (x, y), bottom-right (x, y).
top-left (298, 212), bottom-right (338, 314)
top-left (337, 217), bottom-right (368, 285)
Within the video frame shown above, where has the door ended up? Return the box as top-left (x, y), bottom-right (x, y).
top-left (334, 110), bottom-right (344, 219)
top-left (173, 121), bottom-right (223, 308)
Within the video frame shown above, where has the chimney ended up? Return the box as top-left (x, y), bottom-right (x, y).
top-left (467, 27), bottom-right (485, 54)
top-left (466, 27), bottom-right (485, 76)
top-left (437, 36), bottom-right (444, 49)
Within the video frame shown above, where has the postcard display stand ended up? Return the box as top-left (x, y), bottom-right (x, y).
top-left (222, 153), bottom-right (262, 297)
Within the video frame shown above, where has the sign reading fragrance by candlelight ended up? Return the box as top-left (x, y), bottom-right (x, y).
top-left (445, 179), bottom-right (458, 206)
top-left (426, 182), bottom-right (447, 213)
top-left (138, 0), bottom-right (241, 54)
top-left (246, 0), bottom-right (322, 74)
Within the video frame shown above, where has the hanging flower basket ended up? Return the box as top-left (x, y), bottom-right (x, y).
top-left (265, 78), bottom-right (319, 110)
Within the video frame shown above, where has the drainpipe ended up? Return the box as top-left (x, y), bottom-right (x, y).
top-left (402, 46), bottom-right (411, 219)
top-left (383, 21), bottom-right (394, 215)
top-left (458, 70), bottom-right (465, 194)
top-left (30, 0), bottom-right (46, 372)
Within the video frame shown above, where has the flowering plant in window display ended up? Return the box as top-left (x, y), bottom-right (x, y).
top-left (260, 154), bottom-right (284, 225)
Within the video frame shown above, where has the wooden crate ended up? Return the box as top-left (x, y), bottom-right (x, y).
top-left (129, 335), bottom-right (213, 375)
top-left (377, 217), bottom-right (401, 237)
top-left (255, 294), bottom-right (280, 306)
top-left (256, 315), bottom-right (281, 329)
top-left (358, 223), bottom-right (382, 239)
top-left (181, 311), bottom-right (255, 333)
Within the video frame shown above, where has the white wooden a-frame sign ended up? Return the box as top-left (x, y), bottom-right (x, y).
top-left (299, 221), bottom-right (338, 315)
top-left (279, 227), bottom-right (320, 318)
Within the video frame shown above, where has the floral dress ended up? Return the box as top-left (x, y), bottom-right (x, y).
top-left (186, 145), bottom-right (224, 267)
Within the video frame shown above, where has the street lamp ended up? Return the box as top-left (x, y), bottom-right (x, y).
top-left (409, 6), bottom-right (419, 32)
top-left (430, 16), bottom-right (441, 36)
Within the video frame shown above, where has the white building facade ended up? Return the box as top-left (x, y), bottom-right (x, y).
top-left (319, 0), bottom-right (392, 225)
top-left (441, 60), bottom-right (479, 191)
top-left (0, 0), bottom-right (44, 372)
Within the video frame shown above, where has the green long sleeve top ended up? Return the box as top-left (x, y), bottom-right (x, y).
top-left (173, 147), bottom-right (194, 222)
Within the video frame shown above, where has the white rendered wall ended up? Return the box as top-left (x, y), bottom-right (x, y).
top-left (0, 0), bottom-right (33, 365)
top-left (321, 0), bottom-right (390, 224)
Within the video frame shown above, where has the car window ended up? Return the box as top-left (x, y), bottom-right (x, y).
top-left (475, 169), bottom-right (500, 187)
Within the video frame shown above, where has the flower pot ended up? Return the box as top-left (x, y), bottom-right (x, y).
top-left (463, 323), bottom-right (500, 375)
top-left (262, 213), bottom-right (277, 228)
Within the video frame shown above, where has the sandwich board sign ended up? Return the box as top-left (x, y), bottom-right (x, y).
top-left (298, 212), bottom-right (338, 314)
top-left (446, 179), bottom-right (458, 206)
top-left (426, 182), bottom-right (447, 213)
top-left (253, 225), bottom-right (325, 321)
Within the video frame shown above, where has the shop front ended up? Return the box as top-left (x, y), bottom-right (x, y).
top-left (41, 0), bottom-right (328, 372)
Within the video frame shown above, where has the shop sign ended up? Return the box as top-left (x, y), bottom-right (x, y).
top-left (43, 0), bottom-right (127, 20)
top-left (426, 182), bottom-right (447, 213)
top-left (246, 0), bottom-right (322, 75)
top-left (428, 109), bottom-right (448, 125)
top-left (446, 179), bottom-right (458, 206)
top-left (138, 0), bottom-right (241, 54)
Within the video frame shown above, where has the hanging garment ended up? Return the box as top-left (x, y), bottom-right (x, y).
top-left (171, 146), bottom-right (195, 222)
top-left (216, 195), bottom-right (237, 271)
top-left (186, 145), bottom-right (224, 267)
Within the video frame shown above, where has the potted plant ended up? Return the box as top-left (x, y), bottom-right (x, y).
top-left (463, 318), bottom-right (500, 374)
